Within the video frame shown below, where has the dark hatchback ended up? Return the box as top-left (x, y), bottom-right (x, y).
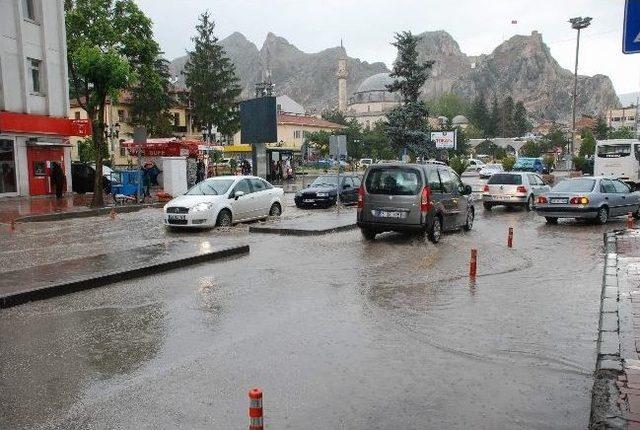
top-left (294, 174), bottom-right (361, 208)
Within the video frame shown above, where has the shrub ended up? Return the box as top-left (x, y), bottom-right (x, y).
top-left (542, 154), bottom-right (555, 171)
top-left (449, 156), bottom-right (469, 176)
top-left (501, 155), bottom-right (516, 171)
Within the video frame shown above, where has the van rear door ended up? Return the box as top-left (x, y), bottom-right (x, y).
top-left (361, 166), bottom-right (423, 226)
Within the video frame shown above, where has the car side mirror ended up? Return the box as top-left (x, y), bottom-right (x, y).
top-left (233, 190), bottom-right (245, 200)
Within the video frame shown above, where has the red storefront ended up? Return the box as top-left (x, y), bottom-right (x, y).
top-left (0, 111), bottom-right (90, 196)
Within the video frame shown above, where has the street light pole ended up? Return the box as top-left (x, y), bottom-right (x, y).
top-left (569, 16), bottom-right (592, 167)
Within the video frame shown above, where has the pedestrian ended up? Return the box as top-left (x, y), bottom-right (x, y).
top-left (196, 159), bottom-right (205, 183)
top-left (50, 161), bottom-right (65, 199)
top-left (149, 162), bottom-right (161, 186)
top-left (141, 163), bottom-right (151, 197)
top-left (276, 160), bottom-right (283, 181)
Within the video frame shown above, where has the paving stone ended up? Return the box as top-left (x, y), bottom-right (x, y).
top-left (602, 313), bottom-right (620, 332)
top-left (600, 359), bottom-right (623, 372)
top-left (606, 275), bottom-right (618, 286)
top-left (603, 298), bottom-right (618, 313)
top-left (600, 331), bottom-right (621, 356)
top-left (605, 287), bottom-right (620, 299)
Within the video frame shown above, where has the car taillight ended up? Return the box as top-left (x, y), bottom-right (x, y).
top-left (570, 196), bottom-right (589, 205)
top-left (357, 185), bottom-right (364, 211)
top-left (420, 186), bottom-right (432, 212)
top-left (516, 185), bottom-right (527, 193)
top-left (537, 196), bottom-right (548, 204)
top-left (483, 184), bottom-right (489, 193)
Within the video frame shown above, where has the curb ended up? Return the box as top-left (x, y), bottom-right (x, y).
top-left (0, 244), bottom-right (249, 309)
top-left (14, 202), bottom-right (164, 223)
top-left (249, 223), bottom-right (357, 236)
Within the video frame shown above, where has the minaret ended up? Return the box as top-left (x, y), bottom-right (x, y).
top-left (336, 40), bottom-right (348, 113)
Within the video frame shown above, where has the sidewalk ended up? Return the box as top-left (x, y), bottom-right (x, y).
top-left (592, 229), bottom-right (640, 429)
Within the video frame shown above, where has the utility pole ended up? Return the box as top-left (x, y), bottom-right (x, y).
top-left (569, 16), bottom-right (592, 168)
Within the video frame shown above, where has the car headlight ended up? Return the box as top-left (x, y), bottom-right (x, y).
top-left (190, 202), bottom-right (211, 213)
top-left (317, 192), bottom-right (328, 197)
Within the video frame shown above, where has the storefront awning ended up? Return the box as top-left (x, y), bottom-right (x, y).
top-left (0, 111), bottom-right (91, 137)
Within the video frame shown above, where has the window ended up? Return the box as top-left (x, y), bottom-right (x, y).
top-left (74, 111), bottom-right (81, 120)
top-left (353, 176), bottom-right (361, 188)
top-left (119, 144), bottom-right (126, 157)
top-left (365, 167), bottom-right (422, 195)
top-left (28, 59), bottom-right (42, 94)
top-left (231, 179), bottom-right (252, 196)
top-left (598, 144), bottom-right (631, 158)
top-left (342, 177), bottom-right (354, 189)
top-left (294, 130), bottom-right (302, 139)
top-left (449, 170), bottom-right (465, 194)
top-left (185, 179), bottom-right (235, 195)
top-left (118, 110), bottom-right (125, 123)
top-left (23, 0), bottom-right (36, 20)
top-left (426, 168), bottom-right (442, 192)
top-left (174, 112), bottom-right (180, 126)
top-left (488, 174), bottom-right (523, 185)
top-left (250, 178), bottom-right (266, 192)
top-left (600, 179), bottom-right (616, 194)
top-left (439, 169), bottom-right (454, 193)
top-left (613, 180), bottom-right (631, 194)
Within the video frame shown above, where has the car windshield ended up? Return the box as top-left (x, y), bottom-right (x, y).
top-left (365, 167), bottom-right (422, 195)
top-left (597, 144), bottom-right (631, 157)
top-left (311, 176), bottom-right (339, 187)
top-left (552, 179), bottom-right (596, 193)
top-left (185, 179), bottom-right (234, 195)
top-left (514, 159), bottom-right (536, 168)
top-left (487, 174), bottom-right (522, 185)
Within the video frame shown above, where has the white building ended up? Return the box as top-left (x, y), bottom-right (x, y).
top-left (0, 0), bottom-right (85, 197)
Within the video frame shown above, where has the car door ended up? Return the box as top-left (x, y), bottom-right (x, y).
top-left (437, 169), bottom-right (460, 229)
top-left (229, 179), bottom-right (254, 220)
top-left (249, 178), bottom-right (271, 217)
top-left (612, 180), bottom-right (637, 215)
top-left (450, 170), bottom-right (468, 227)
top-left (341, 177), bottom-right (356, 203)
top-left (600, 179), bottom-right (621, 216)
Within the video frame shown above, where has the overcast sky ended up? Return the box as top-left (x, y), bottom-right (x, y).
top-left (135, 0), bottom-right (640, 95)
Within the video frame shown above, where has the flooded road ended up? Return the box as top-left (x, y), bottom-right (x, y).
top-left (0, 203), bottom-right (620, 429)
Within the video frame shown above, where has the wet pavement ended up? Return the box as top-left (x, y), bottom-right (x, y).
top-left (0, 200), bottom-right (623, 429)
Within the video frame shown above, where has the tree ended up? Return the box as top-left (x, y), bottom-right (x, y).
top-left (499, 96), bottom-right (515, 137)
top-left (449, 156), bottom-right (469, 176)
top-left (486, 95), bottom-right (499, 137)
top-left (475, 140), bottom-right (507, 160)
top-left (609, 126), bottom-right (636, 139)
top-left (385, 31), bottom-right (433, 157)
top-left (363, 122), bottom-right (395, 160)
top-left (469, 94), bottom-right (489, 136)
top-left (579, 129), bottom-right (596, 158)
top-left (321, 109), bottom-right (348, 126)
top-left (519, 140), bottom-right (542, 157)
top-left (513, 101), bottom-right (530, 137)
top-left (66, 0), bottom-right (160, 207)
top-left (502, 155), bottom-right (516, 171)
top-left (594, 115), bottom-right (609, 140)
top-left (305, 130), bottom-right (331, 155)
top-left (183, 11), bottom-right (242, 144)
top-left (129, 58), bottom-right (175, 137)
top-left (427, 92), bottom-right (469, 122)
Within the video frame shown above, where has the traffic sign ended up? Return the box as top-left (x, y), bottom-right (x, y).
top-left (623, 0), bottom-right (640, 54)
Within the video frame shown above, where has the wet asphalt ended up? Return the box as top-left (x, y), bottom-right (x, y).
top-left (0, 183), bottom-right (623, 430)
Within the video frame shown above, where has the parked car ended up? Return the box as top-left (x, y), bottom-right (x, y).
top-left (513, 157), bottom-right (545, 174)
top-left (534, 177), bottom-right (640, 224)
top-left (465, 158), bottom-right (486, 172)
top-left (482, 172), bottom-right (549, 211)
top-left (478, 163), bottom-right (504, 179)
top-left (359, 158), bottom-right (374, 169)
top-left (357, 163), bottom-right (474, 243)
top-left (163, 176), bottom-right (283, 228)
top-left (71, 162), bottom-right (117, 194)
top-left (294, 174), bottom-right (361, 208)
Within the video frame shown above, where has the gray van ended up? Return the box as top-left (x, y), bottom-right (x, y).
top-left (357, 163), bottom-right (474, 243)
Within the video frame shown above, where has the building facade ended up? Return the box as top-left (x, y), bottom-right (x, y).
top-left (607, 106), bottom-right (638, 131)
top-left (0, 0), bottom-right (86, 197)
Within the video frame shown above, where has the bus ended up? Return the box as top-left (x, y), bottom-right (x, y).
top-left (594, 139), bottom-right (640, 188)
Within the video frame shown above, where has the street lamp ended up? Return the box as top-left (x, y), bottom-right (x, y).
top-left (568, 16), bottom-right (592, 167)
top-left (104, 122), bottom-right (120, 166)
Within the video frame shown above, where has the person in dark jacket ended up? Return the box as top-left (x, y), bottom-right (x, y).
top-left (196, 159), bottom-right (205, 183)
top-left (50, 162), bottom-right (65, 199)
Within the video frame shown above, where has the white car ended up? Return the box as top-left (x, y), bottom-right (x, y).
top-left (465, 158), bottom-right (486, 172)
top-left (478, 163), bottom-right (504, 179)
top-left (163, 176), bottom-right (284, 228)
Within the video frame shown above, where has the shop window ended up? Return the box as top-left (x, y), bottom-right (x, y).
top-left (0, 139), bottom-right (17, 194)
top-left (33, 161), bottom-right (46, 176)
top-left (28, 58), bottom-right (42, 94)
top-left (23, 0), bottom-right (36, 21)
top-left (74, 111), bottom-right (81, 120)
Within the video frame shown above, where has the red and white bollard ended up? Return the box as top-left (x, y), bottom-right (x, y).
top-left (469, 249), bottom-right (477, 279)
top-left (507, 227), bottom-right (514, 248)
top-left (628, 212), bottom-right (634, 229)
top-left (248, 388), bottom-right (263, 430)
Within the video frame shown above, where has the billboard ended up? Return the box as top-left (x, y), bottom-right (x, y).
top-left (431, 130), bottom-right (457, 149)
top-left (240, 97), bottom-right (277, 144)
top-left (329, 135), bottom-right (347, 158)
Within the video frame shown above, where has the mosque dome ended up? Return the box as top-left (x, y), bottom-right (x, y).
top-left (350, 73), bottom-right (402, 105)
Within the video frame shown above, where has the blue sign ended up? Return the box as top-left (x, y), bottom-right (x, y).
top-left (623, 0), bottom-right (640, 53)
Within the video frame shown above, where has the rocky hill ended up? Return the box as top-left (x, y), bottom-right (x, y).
top-left (170, 30), bottom-right (620, 121)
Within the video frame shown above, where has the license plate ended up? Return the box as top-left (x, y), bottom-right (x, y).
top-left (168, 214), bottom-right (186, 220)
top-left (550, 198), bottom-right (568, 204)
top-left (374, 210), bottom-right (406, 219)
top-left (303, 199), bottom-right (315, 203)
top-left (493, 195), bottom-right (510, 200)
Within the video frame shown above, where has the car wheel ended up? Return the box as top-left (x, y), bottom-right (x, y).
top-left (428, 215), bottom-right (442, 244)
top-left (596, 207), bottom-right (609, 225)
top-left (483, 202), bottom-right (492, 211)
top-left (269, 203), bottom-right (282, 216)
top-left (216, 209), bottom-right (232, 227)
top-left (361, 229), bottom-right (376, 241)
top-left (526, 195), bottom-right (534, 212)
top-left (545, 217), bottom-right (558, 225)
top-left (463, 207), bottom-right (474, 231)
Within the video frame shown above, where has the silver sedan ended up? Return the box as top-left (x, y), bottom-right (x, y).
top-left (534, 177), bottom-right (640, 224)
top-left (482, 172), bottom-right (550, 211)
